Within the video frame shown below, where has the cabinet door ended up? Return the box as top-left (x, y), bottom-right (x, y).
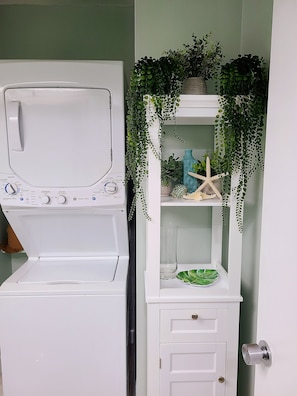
top-left (160, 343), bottom-right (226, 396)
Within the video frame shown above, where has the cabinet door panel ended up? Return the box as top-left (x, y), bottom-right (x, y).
top-left (160, 343), bottom-right (226, 396)
top-left (170, 381), bottom-right (216, 396)
top-left (160, 308), bottom-right (227, 342)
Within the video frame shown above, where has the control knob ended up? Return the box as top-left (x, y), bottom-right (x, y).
top-left (104, 182), bottom-right (118, 194)
top-left (41, 195), bottom-right (51, 204)
top-left (57, 195), bottom-right (67, 204)
top-left (5, 183), bottom-right (18, 195)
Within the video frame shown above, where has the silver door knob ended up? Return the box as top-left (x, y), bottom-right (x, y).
top-left (242, 340), bottom-right (272, 367)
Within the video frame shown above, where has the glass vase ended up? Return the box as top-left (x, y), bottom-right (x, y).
top-left (160, 226), bottom-right (178, 280)
top-left (183, 149), bottom-right (198, 193)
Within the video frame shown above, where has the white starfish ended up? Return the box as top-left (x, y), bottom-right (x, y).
top-left (188, 156), bottom-right (227, 200)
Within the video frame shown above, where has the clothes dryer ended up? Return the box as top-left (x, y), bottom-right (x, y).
top-left (0, 61), bottom-right (129, 396)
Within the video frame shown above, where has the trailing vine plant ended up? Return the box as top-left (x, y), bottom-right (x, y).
top-left (126, 56), bottom-right (183, 220)
top-left (215, 54), bottom-right (268, 232)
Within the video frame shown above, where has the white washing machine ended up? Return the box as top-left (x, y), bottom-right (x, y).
top-left (0, 61), bottom-right (129, 396)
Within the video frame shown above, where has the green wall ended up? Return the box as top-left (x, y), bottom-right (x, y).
top-left (0, 4), bottom-right (134, 86)
top-left (241, 0), bottom-right (273, 59)
top-left (135, 0), bottom-right (242, 60)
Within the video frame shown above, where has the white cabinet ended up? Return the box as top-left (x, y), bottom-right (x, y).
top-left (160, 342), bottom-right (226, 396)
top-left (145, 96), bottom-right (242, 396)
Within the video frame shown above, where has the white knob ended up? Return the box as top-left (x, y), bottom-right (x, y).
top-left (5, 183), bottom-right (18, 195)
top-left (104, 182), bottom-right (118, 194)
top-left (41, 195), bottom-right (50, 204)
top-left (57, 195), bottom-right (67, 204)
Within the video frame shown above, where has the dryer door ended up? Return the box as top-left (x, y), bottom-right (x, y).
top-left (4, 88), bottom-right (112, 187)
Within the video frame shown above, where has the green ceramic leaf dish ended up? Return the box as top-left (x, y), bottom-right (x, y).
top-left (176, 269), bottom-right (219, 287)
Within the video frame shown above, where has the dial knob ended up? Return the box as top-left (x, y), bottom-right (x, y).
top-left (57, 195), bottom-right (67, 204)
top-left (104, 182), bottom-right (118, 194)
top-left (5, 183), bottom-right (18, 195)
top-left (41, 195), bottom-right (50, 204)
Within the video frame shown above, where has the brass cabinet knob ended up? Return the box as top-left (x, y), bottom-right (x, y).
top-left (191, 314), bottom-right (198, 320)
top-left (218, 377), bottom-right (225, 383)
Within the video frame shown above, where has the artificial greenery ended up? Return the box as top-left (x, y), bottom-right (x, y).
top-left (215, 54), bottom-right (268, 232)
top-left (126, 56), bottom-right (183, 220)
top-left (164, 33), bottom-right (223, 80)
top-left (126, 34), bottom-right (224, 220)
top-left (126, 37), bottom-right (267, 229)
top-left (161, 154), bottom-right (183, 187)
top-left (192, 151), bottom-right (224, 176)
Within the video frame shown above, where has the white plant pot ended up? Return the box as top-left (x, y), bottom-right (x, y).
top-left (161, 182), bottom-right (173, 197)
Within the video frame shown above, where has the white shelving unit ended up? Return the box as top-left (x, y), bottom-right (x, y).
top-left (145, 95), bottom-right (243, 396)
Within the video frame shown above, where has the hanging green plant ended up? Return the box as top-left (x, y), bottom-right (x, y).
top-left (215, 54), bottom-right (268, 232)
top-left (126, 56), bottom-right (183, 220)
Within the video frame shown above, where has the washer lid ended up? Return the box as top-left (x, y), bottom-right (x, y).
top-left (18, 257), bottom-right (118, 284)
top-left (3, 208), bottom-right (129, 258)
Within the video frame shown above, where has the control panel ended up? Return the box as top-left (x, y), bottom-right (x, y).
top-left (0, 173), bottom-right (125, 207)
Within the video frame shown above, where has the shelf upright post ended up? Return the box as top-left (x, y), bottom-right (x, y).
top-left (145, 97), bottom-right (162, 396)
top-left (226, 170), bottom-right (243, 297)
top-left (145, 96), bottom-right (161, 300)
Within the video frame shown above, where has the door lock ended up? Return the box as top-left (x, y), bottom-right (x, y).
top-left (242, 340), bottom-right (272, 367)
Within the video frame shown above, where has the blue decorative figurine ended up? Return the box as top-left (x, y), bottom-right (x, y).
top-left (183, 149), bottom-right (198, 193)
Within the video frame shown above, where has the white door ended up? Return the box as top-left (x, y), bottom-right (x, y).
top-left (253, 1), bottom-right (297, 394)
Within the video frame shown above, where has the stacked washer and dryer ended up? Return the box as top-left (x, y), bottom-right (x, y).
top-left (0, 61), bottom-right (129, 396)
